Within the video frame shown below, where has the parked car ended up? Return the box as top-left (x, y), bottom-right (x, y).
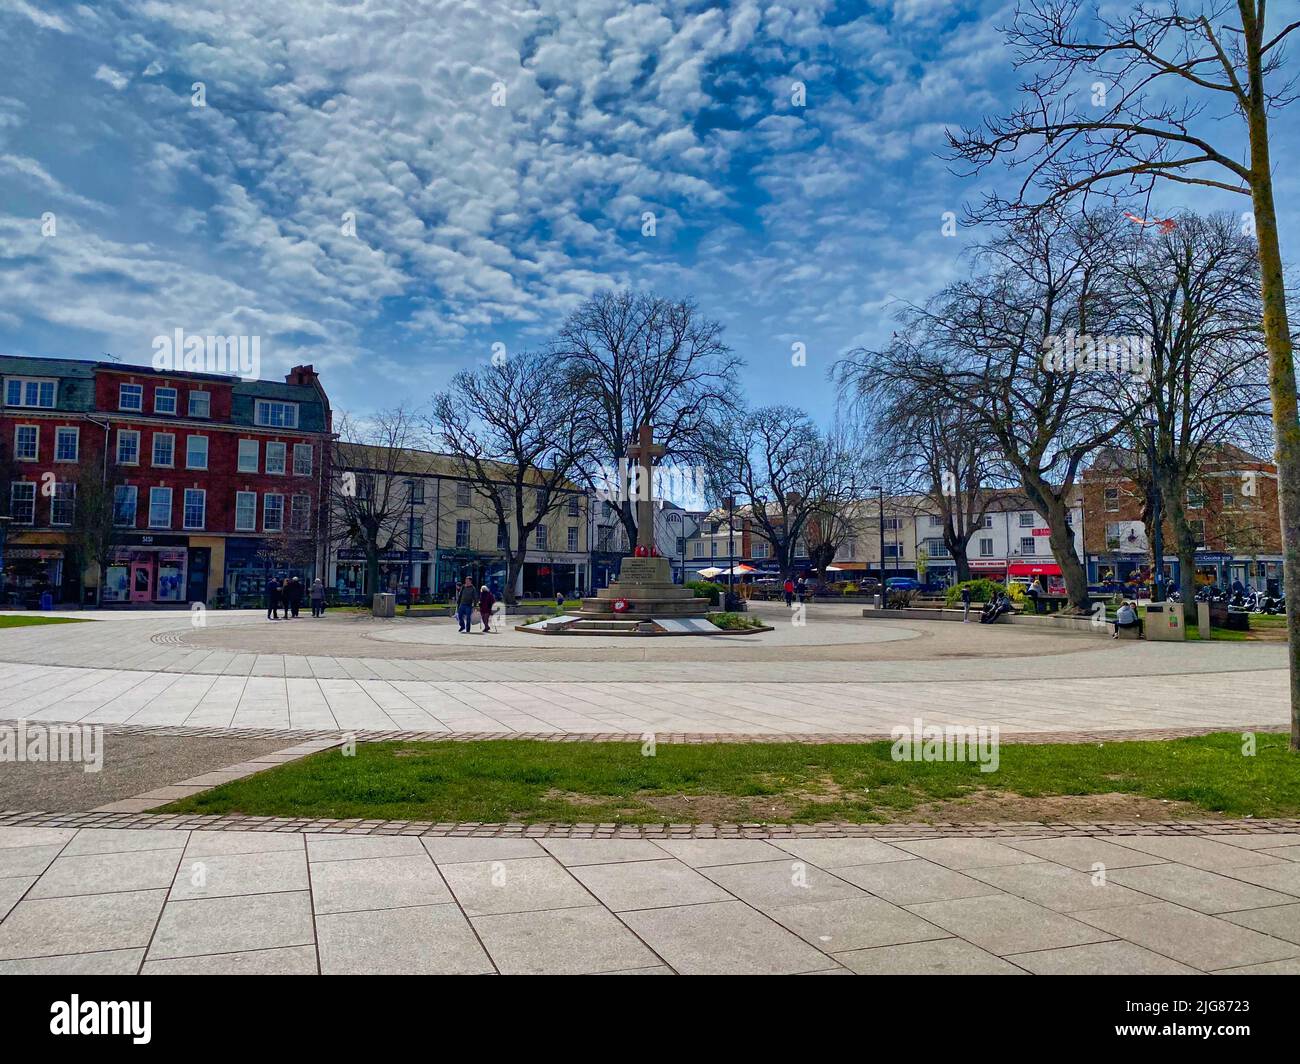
top-left (885, 577), bottom-right (923, 591)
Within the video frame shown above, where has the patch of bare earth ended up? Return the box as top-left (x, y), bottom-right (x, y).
top-left (907, 789), bottom-right (1219, 824)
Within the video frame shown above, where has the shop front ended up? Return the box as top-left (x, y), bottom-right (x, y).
top-left (335, 548), bottom-right (434, 603)
top-left (1008, 561), bottom-right (1065, 592)
top-left (102, 543), bottom-right (189, 605)
top-left (224, 537), bottom-right (315, 608)
top-left (1, 546), bottom-right (70, 606)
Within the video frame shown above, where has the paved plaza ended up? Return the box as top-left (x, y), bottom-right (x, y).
top-left (0, 603), bottom-right (1287, 737)
top-left (2, 824), bottom-right (1300, 974)
top-left (2, 604), bottom-right (1296, 975)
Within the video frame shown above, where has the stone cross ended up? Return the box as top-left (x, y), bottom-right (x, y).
top-left (626, 423), bottom-right (666, 551)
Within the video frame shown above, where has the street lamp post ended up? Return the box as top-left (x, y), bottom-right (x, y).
top-left (725, 495), bottom-right (735, 604)
top-left (871, 484), bottom-right (885, 594)
top-left (1146, 420), bottom-right (1165, 602)
top-left (0, 515), bottom-right (11, 606)
top-left (403, 478), bottom-right (416, 614)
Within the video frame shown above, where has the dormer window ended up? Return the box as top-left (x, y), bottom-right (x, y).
top-left (254, 399), bottom-right (298, 428)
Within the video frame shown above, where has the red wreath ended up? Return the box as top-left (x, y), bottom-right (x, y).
top-left (634, 545), bottom-right (649, 557)
top-left (612, 598), bottom-right (630, 613)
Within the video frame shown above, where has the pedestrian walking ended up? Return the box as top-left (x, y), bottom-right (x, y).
top-left (265, 576), bottom-right (281, 621)
top-left (480, 585), bottom-right (496, 632)
top-left (960, 583), bottom-right (972, 622)
top-left (783, 577), bottom-right (795, 607)
top-left (285, 575), bottom-right (303, 618)
top-left (456, 576), bottom-right (477, 633)
top-left (310, 577), bottom-right (325, 618)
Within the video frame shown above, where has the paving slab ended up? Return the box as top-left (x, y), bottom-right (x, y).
top-left (892, 838), bottom-right (1046, 871)
top-left (0, 889), bottom-right (166, 959)
top-left (964, 862), bottom-right (1151, 914)
top-left (440, 856), bottom-right (595, 916)
top-left (0, 948), bottom-right (145, 974)
top-left (316, 903), bottom-right (493, 975)
top-left (831, 859), bottom-right (1001, 906)
top-left (1006, 940), bottom-right (1198, 975)
top-left (770, 838), bottom-right (912, 868)
top-left (183, 831), bottom-right (305, 858)
top-left (30, 847), bottom-right (182, 899)
top-left (539, 839), bottom-right (669, 866)
top-left (310, 854), bottom-right (451, 914)
top-left (651, 839), bottom-right (790, 867)
top-left (142, 945), bottom-right (319, 975)
top-left (1072, 901), bottom-right (1300, 971)
top-left (618, 900), bottom-right (834, 975)
top-left (473, 905), bottom-right (662, 974)
top-left (1001, 836), bottom-right (1169, 872)
top-left (0, 876), bottom-right (33, 921)
top-left (1106, 836), bottom-right (1286, 873)
top-left (62, 828), bottom-right (192, 857)
top-left (701, 858), bottom-right (865, 908)
top-left (1219, 903), bottom-right (1300, 946)
top-left (834, 938), bottom-right (1026, 975)
top-left (421, 837), bottom-right (547, 864)
top-left (149, 891), bottom-right (314, 959)
top-left (169, 848), bottom-right (308, 901)
top-left (569, 858), bottom-right (732, 912)
top-left (305, 834), bottom-right (428, 862)
top-left (906, 894), bottom-right (1113, 955)
top-left (767, 895), bottom-right (949, 953)
top-left (1108, 863), bottom-right (1297, 915)
top-left (0, 844), bottom-right (66, 878)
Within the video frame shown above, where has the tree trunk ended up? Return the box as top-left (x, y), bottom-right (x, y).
top-left (1247, 97), bottom-right (1300, 749)
top-left (365, 545), bottom-right (380, 607)
top-left (1044, 494), bottom-right (1088, 609)
top-left (505, 545), bottom-right (528, 605)
top-left (953, 547), bottom-right (971, 583)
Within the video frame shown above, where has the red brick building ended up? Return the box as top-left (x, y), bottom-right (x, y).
top-left (1, 356), bottom-right (332, 606)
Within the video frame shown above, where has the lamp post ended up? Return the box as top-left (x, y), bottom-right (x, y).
top-left (1145, 419), bottom-right (1165, 602)
top-left (0, 515), bottom-right (11, 606)
top-left (403, 478), bottom-right (416, 614)
top-left (870, 484), bottom-right (885, 593)
top-left (725, 495), bottom-right (735, 602)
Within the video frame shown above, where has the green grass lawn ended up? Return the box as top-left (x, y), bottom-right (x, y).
top-left (155, 732), bottom-right (1300, 824)
top-left (0, 615), bottom-right (90, 629)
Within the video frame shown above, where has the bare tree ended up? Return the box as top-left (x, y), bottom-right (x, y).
top-left (945, 0), bottom-right (1300, 743)
top-left (67, 460), bottom-right (126, 607)
top-left (329, 408), bottom-right (427, 603)
top-left (430, 351), bottom-right (591, 605)
top-left (1107, 212), bottom-right (1271, 603)
top-left (555, 290), bottom-right (741, 549)
top-left (705, 406), bottom-right (858, 580)
top-left (836, 215), bottom-right (1129, 609)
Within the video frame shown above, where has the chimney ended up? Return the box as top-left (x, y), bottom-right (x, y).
top-left (286, 364), bottom-right (318, 386)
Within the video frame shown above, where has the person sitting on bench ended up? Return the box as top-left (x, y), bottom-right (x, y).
top-left (1113, 600), bottom-right (1144, 639)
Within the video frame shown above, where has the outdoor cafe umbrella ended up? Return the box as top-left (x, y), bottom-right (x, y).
top-left (696, 566), bottom-right (724, 578)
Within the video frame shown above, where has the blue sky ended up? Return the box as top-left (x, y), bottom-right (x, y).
top-left (0, 0), bottom-right (1295, 426)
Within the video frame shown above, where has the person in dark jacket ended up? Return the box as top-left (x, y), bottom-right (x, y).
top-left (285, 576), bottom-right (303, 618)
top-left (310, 577), bottom-right (326, 617)
top-left (960, 584), bottom-right (972, 622)
top-left (480, 585), bottom-right (496, 632)
top-left (456, 577), bottom-right (477, 632)
top-left (266, 577), bottom-right (281, 620)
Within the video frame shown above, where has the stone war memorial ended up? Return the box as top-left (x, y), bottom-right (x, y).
top-left (522, 424), bottom-right (746, 635)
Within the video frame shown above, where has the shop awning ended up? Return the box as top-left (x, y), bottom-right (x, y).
top-left (969, 560), bottom-right (1007, 572)
top-left (1007, 562), bottom-right (1062, 577)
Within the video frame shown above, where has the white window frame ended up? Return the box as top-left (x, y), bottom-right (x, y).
top-left (148, 487), bottom-right (172, 529)
top-left (979, 537), bottom-right (994, 558)
top-left (183, 488), bottom-right (206, 530)
top-left (188, 390), bottom-right (211, 418)
top-left (14, 425), bottom-right (38, 462)
top-left (234, 491), bottom-right (257, 532)
top-left (265, 441), bottom-right (287, 475)
top-left (50, 482), bottom-right (75, 527)
top-left (113, 485), bottom-right (138, 528)
top-left (1104, 488), bottom-right (1119, 512)
top-left (152, 432), bottom-right (175, 468)
top-left (117, 429), bottom-right (140, 466)
top-left (10, 482), bottom-right (35, 525)
top-left (186, 435), bottom-right (209, 470)
top-left (456, 519), bottom-right (470, 548)
top-left (119, 383), bottom-right (143, 412)
top-left (1018, 512), bottom-right (1035, 528)
top-left (292, 443), bottom-right (313, 477)
top-left (254, 400), bottom-right (299, 428)
top-left (1020, 536), bottom-right (1036, 555)
top-left (154, 386), bottom-right (178, 415)
top-left (535, 525), bottom-right (548, 550)
top-left (237, 439), bottom-right (259, 473)
top-left (568, 526), bottom-right (579, 552)
top-left (456, 482), bottom-right (472, 507)
top-left (263, 493), bottom-right (284, 532)
top-left (53, 426), bottom-right (79, 463)
top-left (4, 376), bottom-right (57, 409)
top-left (290, 493), bottom-right (311, 533)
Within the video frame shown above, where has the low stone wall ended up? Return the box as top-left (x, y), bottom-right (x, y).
top-left (860, 606), bottom-right (1105, 635)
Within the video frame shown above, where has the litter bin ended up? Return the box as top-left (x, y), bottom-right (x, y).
top-left (1145, 601), bottom-right (1185, 641)
top-left (39, 592), bottom-right (53, 611)
top-left (372, 593), bottom-right (396, 618)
